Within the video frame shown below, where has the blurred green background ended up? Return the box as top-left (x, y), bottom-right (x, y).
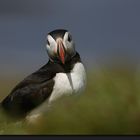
top-left (0, 0), bottom-right (140, 135)
top-left (0, 66), bottom-right (140, 135)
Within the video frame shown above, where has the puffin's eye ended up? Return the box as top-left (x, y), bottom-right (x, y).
top-left (47, 39), bottom-right (50, 46)
top-left (68, 34), bottom-right (72, 42)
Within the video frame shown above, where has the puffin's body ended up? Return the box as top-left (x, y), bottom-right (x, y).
top-left (1, 29), bottom-right (86, 119)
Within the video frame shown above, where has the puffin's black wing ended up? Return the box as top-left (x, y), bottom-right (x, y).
top-left (1, 61), bottom-right (60, 117)
top-left (1, 53), bottom-right (81, 118)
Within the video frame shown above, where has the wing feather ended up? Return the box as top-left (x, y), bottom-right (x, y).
top-left (1, 62), bottom-right (55, 117)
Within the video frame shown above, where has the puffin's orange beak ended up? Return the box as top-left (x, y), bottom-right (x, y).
top-left (56, 38), bottom-right (65, 64)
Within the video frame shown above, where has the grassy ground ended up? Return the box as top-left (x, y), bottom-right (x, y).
top-left (0, 67), bottom-right (140, 135)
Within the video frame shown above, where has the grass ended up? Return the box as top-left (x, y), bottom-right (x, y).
top-left (0, 66), bottom-right (140, 135)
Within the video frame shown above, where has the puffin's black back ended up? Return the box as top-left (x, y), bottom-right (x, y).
top-left (1, 52), bottom-right (81, 118)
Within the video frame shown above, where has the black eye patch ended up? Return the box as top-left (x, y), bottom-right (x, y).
top-left (47, 39), bottom-right (50, 46)
top-left (68, 34), bottom-right (72, 42)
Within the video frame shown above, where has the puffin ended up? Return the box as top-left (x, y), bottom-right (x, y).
top-left (1, 29), bottom-right (86, 120)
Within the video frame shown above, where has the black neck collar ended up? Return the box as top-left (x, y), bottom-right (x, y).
top-left (48, 52), bottom-right (81, 73)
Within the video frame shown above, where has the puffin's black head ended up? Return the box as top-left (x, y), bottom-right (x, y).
top-left (46, 29), bottom-right (76, 64)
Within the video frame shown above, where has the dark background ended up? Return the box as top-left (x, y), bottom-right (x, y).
top-left (0, 0), bottom-right (140, 77)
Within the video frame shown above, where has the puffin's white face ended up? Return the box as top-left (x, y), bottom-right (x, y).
top-left (46, 30), bottom-right (76, 64)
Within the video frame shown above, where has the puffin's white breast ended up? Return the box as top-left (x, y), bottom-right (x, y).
top-left (48, 62), bottom-right (86, 103)
top-left (26, 62), bottom-right (86, 121)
